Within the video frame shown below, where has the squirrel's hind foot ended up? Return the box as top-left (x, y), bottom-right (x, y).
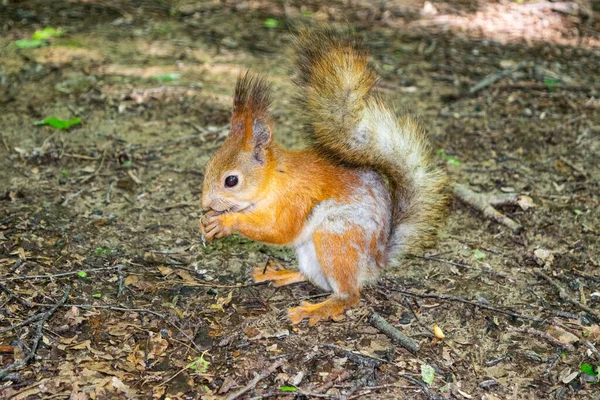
top-left (251, 264), bottom-right (306, 287)
top-left (288, 294), bottom-right (360, 326)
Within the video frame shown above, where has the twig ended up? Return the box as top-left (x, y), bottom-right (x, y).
top-left (225, 358), bottom-right (285, 400)
top-left (0, 311), bottom-right (44, 334)
top-left (582, 340), bottom-right (600, 363)
top-left (342, 369), bottom-right (373, 400)
top-left (105, 180), bottom-right (115, 205)
top-left (369, 312), bottom-right (420, 353)
top-left (399, 374), bottom-right (440, 400)
top-left (322, 344), bottom-right (389, 368)
top-left (384, 283), bottom-right (547, 324)
top-left (0, 286), bottom-right (71, 380)
top-left (506, 326), bottom-right (575, 352)
top-left (0, 283), bottom-right (32, 308)
top-left (314, 370), bottom-right (353, 394)
top-left (469, 61), bottom-right (528, 94)
top-left (0, 265), bottom-right (122, 282)
top-left (412, 255), bottom-right (512, 280)
top-left (453, 183), bottom-right (522, 232)
top-left (534, 269), bottom-right (600, 321)
top-left (117, 264), bottom-right (125, 297)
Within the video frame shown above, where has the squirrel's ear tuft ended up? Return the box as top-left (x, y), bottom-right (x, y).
top-left (233, 71), bottom-right (272, 117)
top-left (231, 71), bottom-right (273, 162)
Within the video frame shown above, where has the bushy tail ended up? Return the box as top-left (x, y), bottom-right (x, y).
top-left (295, 28), bottom-right (450, 256)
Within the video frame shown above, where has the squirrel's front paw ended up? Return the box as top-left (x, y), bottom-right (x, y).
top-left (201, 211), bottom-right (232, 242)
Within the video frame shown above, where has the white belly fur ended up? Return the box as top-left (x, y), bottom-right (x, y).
top-left (295, 240), bottom-right (331, 291)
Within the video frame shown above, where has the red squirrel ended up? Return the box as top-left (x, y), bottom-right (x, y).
top-left (200, 28), bottom-right (449, 326)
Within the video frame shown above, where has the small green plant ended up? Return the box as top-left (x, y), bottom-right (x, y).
top-left (34, 117), bottom-right (81, 130)
top-left (92, 293), bottom-right (102, 298)
top-left (581, 363), bottom-right (599, 383)
top-left (60, 169), bottom-right (71, 176)
top-left (153, 73), bottom-right (180, 82)
top-left (187, 351), bottom-right (210, 375)
top-left (264, 18), bottom-right (280, 29)
top-left (279, 386), bottom-right (297, 392)
top-left (472, 249), bottom-right (486, 260)
top-left (14, 39), bottom-right (45, 49)
top-left (13, 27), bottom-right (64, 49)
top-left (33, 27), bottom-right (64, 40)
top-left (95, 247), bottom-right (111, 256)
top-left (436, 149), bottom-right (461, 165)
top-left (123, 160), bottom-right (133, 167)
top-left (544, 78), bottom-right (561, 92)
top-left (77, 271), bottom-right (88, 278)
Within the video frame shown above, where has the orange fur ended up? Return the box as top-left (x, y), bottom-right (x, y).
top-left (251, 264), bottom-right (306, 287)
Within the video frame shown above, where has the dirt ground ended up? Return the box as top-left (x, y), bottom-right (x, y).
top-left (1, 1), bottom-right (599, 399)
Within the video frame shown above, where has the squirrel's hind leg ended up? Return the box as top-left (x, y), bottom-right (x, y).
top-left (251, 263), bottom-right (306, 287)
top-left (288, 228), bottom-right (364, 326)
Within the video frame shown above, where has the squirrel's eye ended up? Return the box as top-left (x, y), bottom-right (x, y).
top-left (224, 175), bottom-right (239, 188)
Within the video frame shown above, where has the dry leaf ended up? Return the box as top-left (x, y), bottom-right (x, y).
top-left (124, 275), bottom-right (138, 286)
top-left (176, 270), bottom-right (197, 283)
top-left (534, 249), bottom-right (554, 267)
top-left (548, 326), bottom-right (579, 345)
top-left (157, 265), bottom-right (174, 276)
top-left (517, 195), bottom-right (535, 210)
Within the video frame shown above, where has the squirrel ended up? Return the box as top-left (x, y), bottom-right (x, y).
top-left (200, 28), bottom-right (450, 326)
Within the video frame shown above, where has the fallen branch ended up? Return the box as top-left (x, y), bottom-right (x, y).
top-left (0, 286), bottom-right (71, 381)
top-left (323, 344), bottom-right (386, 368)
top-left (506, 326), bottom-right (575, 352)
top-left (0, 283), bottom-right (32, 308)
top-left (412, 254), bottom-right (512, 280)
top-left (342, 369), bottom-right (373, 400)
top-left (399, 374), bottom-right (441, 400)
top-left (0, 265), bottom-right (123, 282)
top-left (453, 183), bottom-right (523, 232)
top-left (0, 311), bottom-right (45, 334)
top-left (225, 358), bottom-right (285, 400)
top-left (469, 61), bottom-right (529, 94)
top-left (534, 269), bottom-right (600, 322)
top-left (314, 370), bottom-right (353, 394)
top-left (582, 340), bottom-right (600, 363)
top-left (369, 312), bottom-right (420, 353)
top-left (383, 282), bottom-right (546, 324)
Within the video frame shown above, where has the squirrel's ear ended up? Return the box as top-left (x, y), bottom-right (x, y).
top-left (247, 117), bottom-right (272, 164)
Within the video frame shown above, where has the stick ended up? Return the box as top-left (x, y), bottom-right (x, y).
top-left (323, 344), bottom-right (387, 368)
top-left (225, 358), bottom-right (285, 400)
top-left (469, 61), bottom-right (528, 94)
top-left (412, 255), bottom-right (512, 280)
top-left (453, 183), bottom-right (522, 232)
top-left (582, 340), bottom-right (600, 363)
top-left (369, 312), bottom-right (420, 353)
top-left (342, 369), bottom-right (373, 400)
top-left (506, 326), bottom-right (575, 352)
top-left (534, 269), bottom-right (600, 321)
top-left (0, 286), bottom-right (71, 380)
top-left (0, 265), bottom-right (122, 282)
top-left (399, 374), bottom-right (440, 400)
top-left (0, 311), bottom-right (44, 334)
top-left (0, 283), bottom-right (32, 308)
top-left (384, 283), bottom-right (547, 323)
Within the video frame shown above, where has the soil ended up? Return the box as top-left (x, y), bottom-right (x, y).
top-left (1, 1), bottom-right (599, 399)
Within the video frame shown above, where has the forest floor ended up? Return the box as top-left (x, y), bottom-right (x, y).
top-left (1, 1), bottom-right (599, 399)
